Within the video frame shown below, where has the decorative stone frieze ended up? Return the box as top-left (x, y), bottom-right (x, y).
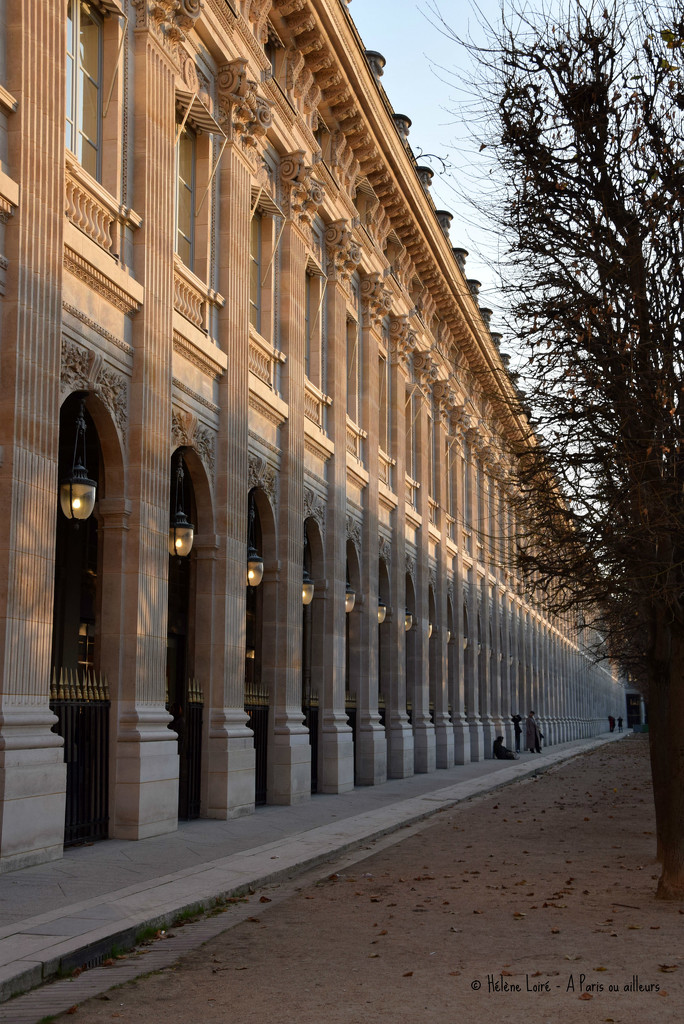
top-left (280, 151), bottom-right (325, 225)
top-left (61, 338), bottom-right (128, 443)
top-left (379, 534), bottom-right (392, 567)
top-left (405, 552), bottom-right (416, 585)
top-left (360, 273), bottom-right (392, 328)
top-left (304, 485), bottom-right (326, 536)
top-left (325, 219), bottom-right (361, 281)
top-left (248, 452), bottom-right (279, 511)
top-left (346, 513), bottom-right (362, 551)
top-left (171, 407), bottom-right (216, 481)
top-left (217, 59), bottom-right (273, 148)
top-left (432, 380), bottom-right (456, 421)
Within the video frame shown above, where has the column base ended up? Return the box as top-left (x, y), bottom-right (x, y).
top-left (412, 715), bottom-right (436, 773)
top-left (0, 707), bottom-right (66, 874)
top-left (110, 704), bottom-right (179, 840)
top-left (267, 710), bottom-right (311, 805)
top-left (433, 712), bottom-right (455, 768)
top-left (204, 708), bottom-right (256, 819)
top-left (468, 717), bottom-right (485, 761)
top-left (480, 715), bottom-right (499, 759)
top-left (319, 712), bottom-right (354, 793)
top-left (452, 716), bottom-right (471, 764)
top-left (354, 714), bottom-right (387, 786)
top-left (387, 712), bottom-right (414, 778)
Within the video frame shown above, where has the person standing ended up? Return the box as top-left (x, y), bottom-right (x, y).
top-left (526, 710), bottom-right (542, 753)
top-left (617, 716), bottom-right (623, 732)
top-left (511, 713), bottom-right (523, 753)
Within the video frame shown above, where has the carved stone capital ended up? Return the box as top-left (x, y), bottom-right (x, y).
top-left (412, 350), bottom-right (438, 385)
top-left (325, 219), bottom-right (362, 281)
top-left (280, 151), bottom-right (325, 225)
top-left (388, 315), bottom-right (416, 364)
top-left (217, 59), bottom-right (273, 148)
top-left (148, 0), bottom-right (202, 43)
top-left (360, 272), bottom-right (392, 328)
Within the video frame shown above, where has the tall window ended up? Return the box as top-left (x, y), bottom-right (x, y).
top-left (66, 0), bottom-right (103, 180)
top-left (250, 211), bottom-right (262, 332)
top-left (347, 276), bottom-right (362, 425)
top-left (176, 125), bottom-right (196, 269)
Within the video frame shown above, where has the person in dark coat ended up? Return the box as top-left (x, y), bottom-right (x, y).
top-left (493, 735), bottom-right (517, 760)
top-left (511, 713), bottom-right (523, 753)
top-left (526, 711), bottom-right (542, 753)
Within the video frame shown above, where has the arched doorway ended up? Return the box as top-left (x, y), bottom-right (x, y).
top-left (405, 573), bottom-right (416, 725)
top-left (302, 516), bottom-right (324, 793)
top-left (166, 447), bottom-right (200, 820)
top-left (245, 487), bottom-right (268, 805)
top-left (51, 391), bottom-right (108, 845)
top-left (378, 559), bottom-right (391, 731)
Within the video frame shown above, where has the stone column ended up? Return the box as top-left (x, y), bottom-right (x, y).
top-left (109, 22), bottom-right (181, 840)
top-left (355, 274), bottom-right (390, 785)
top-left (410, 353), bottom-right (435, 774)
top-left (317, 218), bottom-right (357, 794)
top-left (385, 317), bottom-right (414, 777)
top-left (431, 382), bottom-right (454, 768)
top-left (205, 123), bottom-right (255, 818)
top-left (0, 0), bottom-right (67, 870)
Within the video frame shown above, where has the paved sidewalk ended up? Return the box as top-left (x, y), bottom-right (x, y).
top-left (0, 733), bottom-right (627, 1015)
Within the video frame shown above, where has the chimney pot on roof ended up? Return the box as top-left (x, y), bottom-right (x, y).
top-left (452, 247), bottom-right (468, 271)
top-left (435, 210), bottom-right (453, 236)
top-left (365, 50), bottom-right (386, 79)
top-left (392, 113), bottom-right (412, 141)
top-left (416, 165), bottom-right (434, 189)
top-left (467, 279), bottom-right (482, 299)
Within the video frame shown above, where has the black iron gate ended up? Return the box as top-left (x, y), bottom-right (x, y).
top-left (303, 699), bottom-right (319, 793)
top-left (50, 669), bottom-right (110, 846)
top-left (246, 684), bottom-right (269, 805)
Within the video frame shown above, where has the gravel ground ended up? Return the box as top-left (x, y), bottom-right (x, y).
top-left (53, 734), bottom-right (683, 1024)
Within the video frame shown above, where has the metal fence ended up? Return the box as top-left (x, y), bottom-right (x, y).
top-left (50, 669), bottom-right (110, 846)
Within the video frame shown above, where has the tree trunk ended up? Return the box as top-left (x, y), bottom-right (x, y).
top-left (648, 629), bottom-right (684, 899)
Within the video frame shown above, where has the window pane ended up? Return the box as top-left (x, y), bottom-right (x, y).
top-left (177, 233), bottom-right (191, 268)
top-left (177, 184), bottom-right (192, 240)
top-left (178, 132), bottom-right (193, 185)
top-left (79, 72), bottom-right (99, 145)
top-left (79, 7), bottom-right (100, 82)
top-left (81, 138), bottom-right (98, 179)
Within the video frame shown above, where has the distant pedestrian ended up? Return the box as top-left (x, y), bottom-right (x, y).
top-left (493, 736), bottom-right (517, 760)
top-left (608, 715), bottom-right (615, 733)
top-left (511, 713), bottom-right (523, 753)
top-left (526, 711), bottom-right (542, 753)
top-left (617, 716), bottom-right (623, 732)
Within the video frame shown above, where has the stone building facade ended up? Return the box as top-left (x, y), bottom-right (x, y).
top-left (0, 0), bottom-right (619, 872)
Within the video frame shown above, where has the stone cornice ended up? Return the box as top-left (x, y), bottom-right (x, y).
top-left (63, 246), bottom-right (142, 315)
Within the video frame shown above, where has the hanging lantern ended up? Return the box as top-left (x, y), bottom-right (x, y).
top-left (246, 491), bottom-right (264, 587)
top-left (302, 566), bottom-right (315, 606)
top-left (428, 622), bottom-right (433, 639)
top-left (168, 454), bottom-right (194, 557)
top-left (59, 398), bottom-right (97, 521)
top-left (404, 609), bottom-right (413, 632)
top-left (377, 598), bottom-right (387, 625)
top-left (345, 581), bottom-right (356, 614)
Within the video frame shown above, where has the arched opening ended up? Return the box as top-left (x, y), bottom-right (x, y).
top-left (245, 487), bottom-right (267, 804)
top-left (345, 539), bottom-right (361, 781)
top-left (51, 391), bottom-right (108, 846)
top-left (446, 594), bottom-right (455, 722)
top-left (302, 516), bottom-right (324, 793)
top-left (166, 447), bottom-right (200, 820)
top-left (378, 559), bottom-right (391, 731)
top-left (405, 573), bottom-right (416, 724)
top-left (428, 585), bottom-right (437, 723)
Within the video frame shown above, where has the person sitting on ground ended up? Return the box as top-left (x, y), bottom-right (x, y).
top-left (493, 735), bottom-right (517, 760)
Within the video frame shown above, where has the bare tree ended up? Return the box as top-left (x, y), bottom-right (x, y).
top-left (438, 0), bottom-right (684, 897)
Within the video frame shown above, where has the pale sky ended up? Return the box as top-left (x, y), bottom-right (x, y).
top-left (348, 0), bottom-right (505, 318)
